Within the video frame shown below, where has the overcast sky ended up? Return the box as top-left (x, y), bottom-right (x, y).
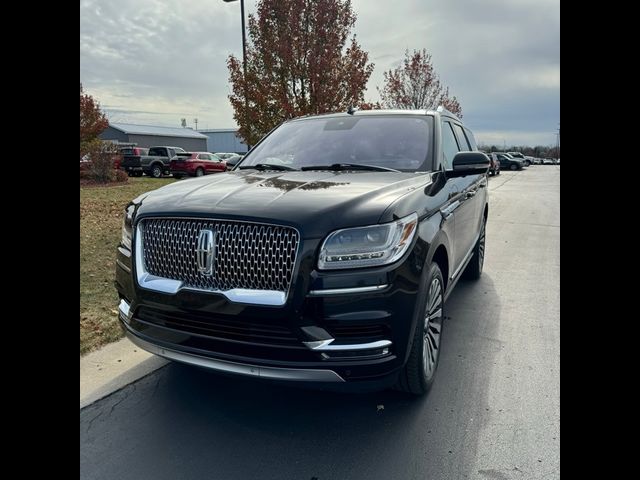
top-left (80, 0), bottom-right (559, 147)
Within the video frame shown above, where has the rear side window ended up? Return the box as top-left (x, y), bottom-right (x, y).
top-left (463, 127), bottom-right (478, 150)
top-left (441, 121), bottom-right (460, 169)
top-left (452, 124), bottom-right (471, 150)
top-left (149, 147), bottom-right (166, 156)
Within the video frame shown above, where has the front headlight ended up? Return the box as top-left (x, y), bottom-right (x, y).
top-left (121, 204), bottom-right (134, 250)
top-left (318, 212), bottom-right (418, 270)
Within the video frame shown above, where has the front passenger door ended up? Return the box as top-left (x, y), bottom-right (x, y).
top-left (441, 121), bottom-right (478, 279)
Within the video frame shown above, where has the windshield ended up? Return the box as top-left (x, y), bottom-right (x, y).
top-left (240, 115), bottom-right (433, 172)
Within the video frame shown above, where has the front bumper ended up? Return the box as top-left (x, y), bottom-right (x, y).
top-left (124, 325), bottom-right (345, 382)
top-left (115, 235), bottom-right (425, 385)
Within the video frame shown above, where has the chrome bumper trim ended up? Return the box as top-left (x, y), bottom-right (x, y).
top-left (307, 284), bottom-right (389, 296)
top-left (118, 299), bottom-right (131, 319)
top-left (125, 331), bottom-right (346, 383)
top-left (303, 338), bottom-right (392, 351)
top-left (116, 258), bottom-right (131, 273)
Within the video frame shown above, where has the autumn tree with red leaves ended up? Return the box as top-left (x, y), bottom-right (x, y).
top-left (80, 83), bottom-right (109, 156)
top-left (227, 0), bottom-right (375, 146)
top-left (378, 49), bottom-right (462, 117)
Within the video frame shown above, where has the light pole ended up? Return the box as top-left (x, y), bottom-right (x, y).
top-left (223, 0), bottom-right (250, 149)
top-left (223, 0), bottom-right (247, 75)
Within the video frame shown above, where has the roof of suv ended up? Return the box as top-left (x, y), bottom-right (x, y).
top-left (288, 106), bottom-right (462, 123)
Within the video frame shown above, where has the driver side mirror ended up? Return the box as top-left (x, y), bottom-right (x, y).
top-left (446, 151), bottom-right (490, 178)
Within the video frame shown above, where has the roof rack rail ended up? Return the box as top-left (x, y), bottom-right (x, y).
top-left (435, 105), bottom-right (460, 120)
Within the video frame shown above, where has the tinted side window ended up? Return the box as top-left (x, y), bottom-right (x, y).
top-left (452, 124), bottom-right (471, 150)
top-left (441, 121), bottom-right (460, 169)
top-left (463, 127), bottom-right (478, 150)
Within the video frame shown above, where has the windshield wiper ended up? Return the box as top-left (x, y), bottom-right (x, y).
top-left (238, 163), bottom-right (298, 171)
top-left (300, 163), bottom-right (400, 173)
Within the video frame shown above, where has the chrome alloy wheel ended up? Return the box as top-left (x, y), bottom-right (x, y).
top-left (423, 277), bottom-right (443, 379)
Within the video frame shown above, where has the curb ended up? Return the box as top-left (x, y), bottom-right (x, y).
top-left (80, 336), bottom-right (167, 409)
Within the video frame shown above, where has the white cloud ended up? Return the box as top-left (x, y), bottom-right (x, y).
top-left (81, 0), bottom-right (559, 144)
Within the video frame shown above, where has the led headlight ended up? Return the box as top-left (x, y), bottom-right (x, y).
top-left (318, 212), bottom-right (418, 270)
top-left (121, 204), bottom-right (134, 250)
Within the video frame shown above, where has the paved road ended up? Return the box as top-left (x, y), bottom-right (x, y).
top-left (81, 166), bottom-right (560, 480)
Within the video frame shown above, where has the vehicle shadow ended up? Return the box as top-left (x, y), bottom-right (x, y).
top-left (81, 274), bottom-right (503, 480)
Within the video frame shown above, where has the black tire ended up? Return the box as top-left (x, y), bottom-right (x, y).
top-left (195, 167), bottom-right (205, 177)
top-left (462, 219), bottom-right (486, 280)
top-left (150, 164), bottom-right (163, 178)
top-left (510, 164), bottom-right (517, 171)
top-left (496, 170), bottom-right (500, 175)
top-left (395, 263), bottom-right (445, 396)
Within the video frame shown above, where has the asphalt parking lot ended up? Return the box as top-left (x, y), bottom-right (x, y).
top-left (80, 166), bottom-right (560, 480)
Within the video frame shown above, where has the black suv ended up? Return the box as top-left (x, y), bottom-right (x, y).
top-left (495, 152), bottom-right (524, 171)
top-left (116, 108), bottom-right (489, 395)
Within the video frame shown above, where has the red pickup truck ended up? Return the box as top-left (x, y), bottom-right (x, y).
top-left (170, 152), bottom-right (227, 178)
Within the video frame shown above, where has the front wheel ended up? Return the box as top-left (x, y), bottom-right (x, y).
top-left (510, 164), bottom-right (518, 171)
top-left (395, 263), bottom-right (444, 395)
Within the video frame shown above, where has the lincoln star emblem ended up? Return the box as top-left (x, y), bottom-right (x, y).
top-left (196, 229), bottom-right (217, 276)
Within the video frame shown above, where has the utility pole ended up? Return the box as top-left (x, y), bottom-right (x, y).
top-left (194, 118), bottom-right (198, 130)
top-left (223, 0), bottom-right (250, 148)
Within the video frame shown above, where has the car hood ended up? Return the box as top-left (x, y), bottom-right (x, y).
top-left (135, 170), bottom-right (432, 237)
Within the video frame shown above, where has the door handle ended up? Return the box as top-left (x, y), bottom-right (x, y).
top-left (465, 191), bottom-right (476, 199)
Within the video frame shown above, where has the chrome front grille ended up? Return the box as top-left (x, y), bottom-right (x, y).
top-left (140, 218), bottom-right (300, 294)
